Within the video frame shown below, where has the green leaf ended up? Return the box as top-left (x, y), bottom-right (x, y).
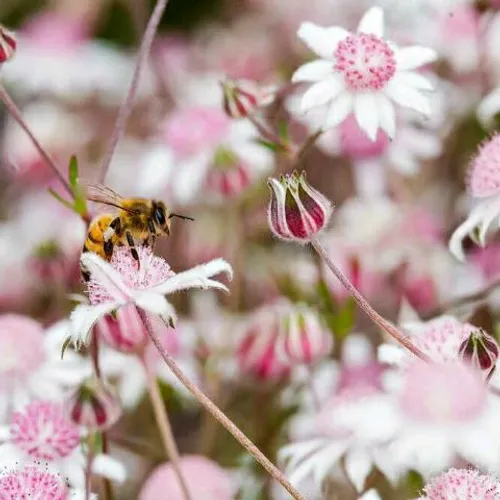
top-left (48, 188), bottom-right (74, 211)
top-left (406, 470), bottom-right (425, 497)
top-left (68, 155), bottom-right (79, 189)
top-left (60, 336), bottom-right (72, 360)
top-left (277, 120), bottom-right (289, 141)
top-left (254, 138), bottom-right (283, 153)
top-left (330, 297), bottom-right (356, 339)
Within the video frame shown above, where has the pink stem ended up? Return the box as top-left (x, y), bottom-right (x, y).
top-left (0, 84), bottom-right (73, 197)
top-left (311, 237), bottom-right (431, 362)
top-left (98, 0), bottom-right (169, 183)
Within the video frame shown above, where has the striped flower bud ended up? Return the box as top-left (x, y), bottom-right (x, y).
top-left (67, 378), bottom-right (121, 431)
top-left (221, 78), bottom-right (275, 119)
top-left (268, 171), bottom-right (332, 242)
top-left (0, 25), bottom-right (16, 63)
top-left (459, 328), bottom-right (499, 374)
top-left (277, 304), bottom-right (333, 365)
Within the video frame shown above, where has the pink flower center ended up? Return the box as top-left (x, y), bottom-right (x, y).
top-left (0, 315), bottom-right (45, 388)
top-left (339, 114), bottom-right (389, 159)
top-left (399, 362), bottom-right (487, 424)
top-left (0, 466), bottom-right (68, 500)
top-left (163, 107), bottom-right (231, 158)
top-left (468, 134), bottom-right (500, 198)
top-left (334, 33), bottom-right (396, 91)
top-left (87, 246), bottom-right (175, 305)
top-left (10, 401), bottom-right (80, 461)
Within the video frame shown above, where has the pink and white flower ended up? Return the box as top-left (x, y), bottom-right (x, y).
top-left (449, 134), bottom-right (500, 261)
top-left (0, 316), bottom-right (88, 424)
top-left (292, 7), bottom-right (437, 140)
top-left (71, 246), bottom-right (232, 347)
top-left (0, 400), bottom-right (125, 489)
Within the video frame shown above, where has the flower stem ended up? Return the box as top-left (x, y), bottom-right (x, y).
top-left (0, 84), bottom-right (73, 197)
top-left (294, 129), bottom-right (322, 165)
top-left (144, 322), bottom-right (307, 500)
top-left (310, 237), bottom-right (431, 362)
top-left (98, 0), bottom-right (169, 183)
top-left (142, 356), bottom-right (193, 500)
top-left (85, 439), bottom-right (95, 500)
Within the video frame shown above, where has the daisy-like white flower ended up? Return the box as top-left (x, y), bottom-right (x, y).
top-left (0, 316), bottom-right (88, 424)
top-left (449, 134), bottom-right (500, 261)
top-left (420, 468), bottom-right (500, 500)
top-left (292, 6), bottom-right (437, 140)
top-left (0, 400), bottom-right (125, 489)
top-left (71, 246), bottom-right (232, 347)
top-left (0, 465), bottom-right (94, 500)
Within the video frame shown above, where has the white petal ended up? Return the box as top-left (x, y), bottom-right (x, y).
top-left (70, 302), bottom-right (118, 346)
top-left (375, 94), bottom-right (395, 139)
top-left (395, 46), bottom-right (438, 71)
top-left (132, 291), bottom-right (177, 325)
top-left (297, 22), bottom-right (349, 59)
top-left (92, 453), bottom-right (127, 483)
top-left (312, 442), bottom-right (348, 485)
top-left (280, 439), bottom-right (327, 471)
top-left (357, 7), bottom-right (384, 37)
top-left (344, 449), bottom-right (372, 492)
top-left (80, 253), bottom-right (132, 303)
top-left (291, 60), bottom-right (334, 83)
top-left (325, 92), bottom-right (353, 129)
top-left (359, 489), bottom-right (382, 500)
top-left (0, 425), bottom-right (10, 440)
top-left (478, 88), bottom-right (500, 126)
top-left (151, 259), bottom-right (233, 295)
top-left (385, 80), bottom-right (431, 117)
top-left (300, 77), bottom-right (345, 112)
top-left (377, 343), bottom-right (406, 366)
top-left (354, 93), bottom-right (380, 141)
top-left (395, 71), bottom-right (434, 91)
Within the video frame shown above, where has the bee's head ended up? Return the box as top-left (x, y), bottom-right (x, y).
top-left (152, 201), bottom-right (170, 235)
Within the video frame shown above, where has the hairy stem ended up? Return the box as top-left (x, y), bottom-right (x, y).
top-left (142, 356), bottom-right (193, 500)
top-left (98, 0), bottom-right (169, 183)
top-left (0, 84), bottom-right (73, 196)
top-left (311, 237), bottom-right (431, 362)
top-left (144, 321), bottom-right (306, 500)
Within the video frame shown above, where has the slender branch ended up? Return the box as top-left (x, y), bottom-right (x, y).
top-left (144, 323), bottom-right (307, 500)
top-left (310, 238), bottom-right (431, 362)
top-left (422, 276), bottom-right (500, 321)
top-left (294, 129), bottom-right (322, 165)
top-left (98, 0), bottom-right (169, 183)
top-left (0, 84), bottom-right (73, 196)
top-left (247, 114), bottom-right (291, 153)
top-left (85, 439), bottom-right (95, 500)
top-left (142, 356), bottom-right (193, 500)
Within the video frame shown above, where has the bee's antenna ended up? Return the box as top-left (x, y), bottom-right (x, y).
top-left (168, 213), bottom-right (195, 222)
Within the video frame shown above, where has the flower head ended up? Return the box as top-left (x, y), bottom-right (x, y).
top-left (67, 378), bottom-right (121, 432)
top-left (71, 246), bottom-right (232, 346)
top-left (0, 465), bottom-right (69, 500)
top-left (267, 171), bottom-right (332, 242)
top-left (420, 468), bottom-right (500, 500)
top-left (10, 401), bottom-right (80, 461)
top-left (468, 134), bottom-right (500, 199)
top-left (292, 7), bottom-right (437, 140)
top-left (459, 328), bottom-right (500, 375)
top-left (0, 26), bottom-right (16, 64)
top-left (221, 78), bottom-right (276, 119)
top-left (276, 304), bottom-right (333, 365)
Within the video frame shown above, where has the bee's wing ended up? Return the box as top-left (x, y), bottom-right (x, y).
top-left (84, 183), bottom-right (139, 214)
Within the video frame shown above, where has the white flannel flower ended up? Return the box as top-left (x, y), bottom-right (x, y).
top-left (292, 7), bottom-right (437, 140)
top-left (71, 246), bottom-right (232, 347)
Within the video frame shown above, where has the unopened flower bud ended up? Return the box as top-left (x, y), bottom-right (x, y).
top-left (0, 25), bottom-right (16, 63)
top-left (96, 304), bottom-right (148, 353)
top-left (221, 78), bottom-right (275, 119)
top-left (277, 304), bottom-right (333, 365)
top-left (67, 378), bottom-right (121, 431)
top-left (267, 171), bottom-right (332, 242)
top-left (459, 328), bottom-right (499, 374)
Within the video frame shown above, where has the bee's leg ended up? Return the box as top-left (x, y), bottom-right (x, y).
top-left (146, 219), bottom-right (157, 248)
top-left (126, 231), bottom-right (140, 266)
top-left (104, 239), bottom-right (114, 259)
top-left (110, 217), bottom-right (122, 236)
top-left (81, 245), bottom-right (90, 282)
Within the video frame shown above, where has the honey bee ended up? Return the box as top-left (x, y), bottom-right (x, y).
top-left (81, 184), bottom-right (192, 281)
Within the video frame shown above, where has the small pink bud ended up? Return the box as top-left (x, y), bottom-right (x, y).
top-left (237, 303), bottom-right (291, 381)
top-left (0, 25), bottom-right (16, 63)
top-left (67, 378), bottom-right (121, 431)
top-left (277, 305), bottom-right (333, 365)
top-left (221, 78), bottom-right (275, 119)
top-left (267, 171), bottom-right (332, 242)
top-left (459, 328), bottom-right (499, 374)
top-left (96, 304), bottom-right (149, 353)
